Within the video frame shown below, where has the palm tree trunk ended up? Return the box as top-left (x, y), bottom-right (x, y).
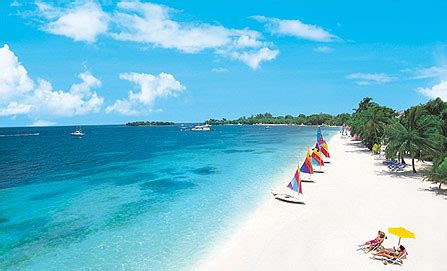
top-left (412, 157), bottom-right (417, 173)
top-left (439, 183), bottom-right (442, 193)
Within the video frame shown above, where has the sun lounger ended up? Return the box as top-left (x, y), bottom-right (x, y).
top-left (371, 250), bottom-right (407, 265)
top-left (357, 237), bottom-right (385, 254)
top-left (387, 162), bottom-right (406, 171)
top-left (383, 159), bottom-right (397, 165)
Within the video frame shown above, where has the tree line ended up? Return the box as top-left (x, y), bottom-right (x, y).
top-left (348, 97), bottom-right (447, 190)
top-left (126, 121), bottom-right (175, 126)
top-left (205, 112), bottom-right (351, 126)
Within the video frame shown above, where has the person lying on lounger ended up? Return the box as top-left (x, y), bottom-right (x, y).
top-left (359, 230), bottom-right (385, 250)
top-left (373, 245), bottom-right (406, 264)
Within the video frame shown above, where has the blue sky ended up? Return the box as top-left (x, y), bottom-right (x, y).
top-left (1, 0), bottom-right (447, 127)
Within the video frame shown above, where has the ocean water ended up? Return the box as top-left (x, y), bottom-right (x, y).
top-left (0, 125), bottom-right (338, 270)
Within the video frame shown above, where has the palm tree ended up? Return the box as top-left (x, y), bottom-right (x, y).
top-left (423, 157), bottom-right (447, 191)
top-left (350, 105), bottom-right (395, 149)
top-left (384, 106), bottom-right (444, 173)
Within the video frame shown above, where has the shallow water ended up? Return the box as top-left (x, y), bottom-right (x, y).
top-left (0, 125), bottom-right (337, 270)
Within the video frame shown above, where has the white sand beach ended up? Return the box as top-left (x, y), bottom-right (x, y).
top-left (196, 134), bottom-right (447, 271)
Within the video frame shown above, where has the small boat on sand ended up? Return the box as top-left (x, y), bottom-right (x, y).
top-left (272, 166), bottom-right (304, 204)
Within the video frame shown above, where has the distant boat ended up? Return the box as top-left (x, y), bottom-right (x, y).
top-left (191, 124), bottom-right (211, 131)
top-left (265, 125), bottom-right (271, 129)
top-left (71, 128), bottom-right (84, 136)
top-left (179, 124), bottom-right (189, 131)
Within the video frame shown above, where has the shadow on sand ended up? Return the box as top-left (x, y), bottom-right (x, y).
top-left (418, 186), bottom-right (447, 200)
top-left (274, 198), bottom-right (306, 205)
top-left (301, 180), bottom-right (315, 183)
top-left (345, 139), bottom-right (445, 200)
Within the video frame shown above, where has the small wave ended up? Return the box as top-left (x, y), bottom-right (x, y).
top-left (0, 133), bottom-right (40, 137)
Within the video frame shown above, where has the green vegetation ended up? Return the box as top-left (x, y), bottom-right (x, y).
top-left (205, 112), bottom-right (350, 126)
top-left (423, 157), bottom-right (447, 191)
top-left (384, 106), bottom-right (444, 173)
top-left (126, 121), bottom-right (175, 126)
top-left (349, 97), bottom-right (447, 189)
top-left (347, 97), bottom-right (396, 149)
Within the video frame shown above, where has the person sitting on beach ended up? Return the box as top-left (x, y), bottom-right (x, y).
top-left (359, 230), bottom-right (385, 250)
top-left (373, 245), bottom-right (406, 264)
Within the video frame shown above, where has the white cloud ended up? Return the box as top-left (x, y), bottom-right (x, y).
top-left (30, 120), bottom-right (56, 126)
top-left (33, 1), bottom-right (277, 69)
top-left (0, 102), bottom-right (32, 116)
top-left (31, 75), bottom-right (104, 116)
top-left (110, 1), bottom-right (277, 69)
top-left (36, 1), bottom-right (109, 43)
top-left (226, 47), bottom-right (279, 70)
top-left (0, 44), bottom-right (34, 99)
top-left (417, 81), bottom-right (447, 101)
top-left (314, 46), bottom-right (333, 53)
top-left (112, 1), bottom-right (230, 53)
top-left (106, 72), bottom-right (185, 115)
top-left (0, 44), bottom-right (104, 117)
top-left (404, 66), bottom-right (447, 80)
top-left (251, 16), bottom-right (338, 42)
top-left (234, 35), bottom-right (263, 48)
top-left (346, 73), bottom-right (396, 85)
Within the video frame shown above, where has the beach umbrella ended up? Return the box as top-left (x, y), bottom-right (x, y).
top-left (388, 227), bottom-right (415, 246)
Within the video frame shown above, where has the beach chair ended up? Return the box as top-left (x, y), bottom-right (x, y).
top-left (389, 162), bottom-right (406, 171)
top-left (394, 164), bottom-right (407, 171)
top-left (388, 162), bottom-right (407, 171)
top-left (383, 159), bottom-right (396, 165)
top-left (372, 250), bottom-right (408, 265)
top-left (358, 237), bottom-right (386, 254)
top-left (388, 162), bottom-right (399, 169)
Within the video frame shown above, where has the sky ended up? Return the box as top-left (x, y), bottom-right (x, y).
top-left (1, 0), bottom-right (447, 127)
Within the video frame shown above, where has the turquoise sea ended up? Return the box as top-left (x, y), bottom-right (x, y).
top-left (0, 125), bottom-right (338, 270)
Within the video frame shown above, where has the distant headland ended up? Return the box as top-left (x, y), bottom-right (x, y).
top-left (126, 121), bottom-right (175, 126)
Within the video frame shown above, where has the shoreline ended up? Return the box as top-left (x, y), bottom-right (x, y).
top-left (195, 133), bottom-right (446, 270)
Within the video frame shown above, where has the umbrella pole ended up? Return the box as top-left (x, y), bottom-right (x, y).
top-left (398, 237), bottom-right (401, 246)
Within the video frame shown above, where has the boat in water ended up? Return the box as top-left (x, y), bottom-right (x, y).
top-left (71, 128), bottom-right (84, 136)
top-left (191, 124), bottom-right (211, 131)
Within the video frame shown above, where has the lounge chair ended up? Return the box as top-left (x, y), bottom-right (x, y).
top-left (358, 236), bottom-right (386, 254)
top-left (383, 159), bottom-right (397, 165)
top-left (389, 163), bottom-right (406, 171)
top-left (387, 161), bottom-right (406, 171)
top-left (371, 249), bottom-right (407, 265)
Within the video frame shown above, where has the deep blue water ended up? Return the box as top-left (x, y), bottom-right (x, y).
top-left (0, 125), bottom-right (338, 270)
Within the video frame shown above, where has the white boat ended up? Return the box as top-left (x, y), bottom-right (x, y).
top-left (191, 125), bottom-right (211, 131)
top-left (71, 128), bottom-right (84, 136)
top-left (272, 166), bottom-right (304, 204)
